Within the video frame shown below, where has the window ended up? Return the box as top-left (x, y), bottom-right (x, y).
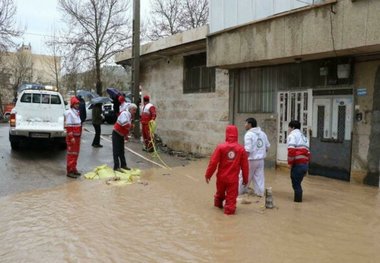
top-left (32, 94), bottom-right (41, 103)
top-left (235, 67), bottom-right (275, 113)
top-left (50, 95), bottom-right (61, 105)
top-left (42, 94), bottom-right (50, 104)
top-left (183, 53), bottom-right (215, 94)
top-left (20, 93), bottom-right (32, 103)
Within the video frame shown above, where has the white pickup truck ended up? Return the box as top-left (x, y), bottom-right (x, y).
top-left (9, 89), bottom-right (67, 150)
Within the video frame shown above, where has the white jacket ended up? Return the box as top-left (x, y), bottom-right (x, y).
top-left (65, 108), bottom-right (81, 126)
top-left (244, 127), bottom-right (270, 160)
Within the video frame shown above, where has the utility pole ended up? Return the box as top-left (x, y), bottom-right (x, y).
top-left (131, 0), bottom-right (141, 138)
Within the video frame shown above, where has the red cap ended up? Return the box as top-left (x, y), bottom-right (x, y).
top-left (143, 95), bottom-right (150, 101)
top-left (118, 95), bottom-right (125, 103)
top-left (70, 96), bottom-right (80, 106)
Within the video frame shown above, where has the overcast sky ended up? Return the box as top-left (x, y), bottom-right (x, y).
top-left (15, 0), bottom-right (151, 55)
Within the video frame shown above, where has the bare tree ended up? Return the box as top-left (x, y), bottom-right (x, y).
top-left (58, 0), bottom-right (132, 96)
top-left (182, 0), bottom-right (208, 29)
top-left (148, 0), bottom-right (184, 40)
top-left (148, 0), bottom-right (209, 41)
top-left (45, 31), bottom-right (62, 92)
top-left (61, 50), bottom-right (81, 96)
top-left (11, 47), bottom-right (33, 96)
top-left (0, 0), bottom-right (23, 52)
top-left (0, 0), bottom-right (23, 113)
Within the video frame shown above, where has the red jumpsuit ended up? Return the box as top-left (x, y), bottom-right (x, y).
top-left (205, 125), bottom-right (249, 215)
top-left (65, 107), bottom-right (82, 174)
top-left (141, 102), bottom-right (156, 151)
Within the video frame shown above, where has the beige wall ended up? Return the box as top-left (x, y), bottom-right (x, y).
top-left (208, 0), bottom-right (380, 68)
top-left (140, 55), bottom-right (229, 155)
top-left (351, 60), bottom-right (380, 181)
top-left (32, 54), bottom-right (61, 85)
top-left (0, 50), bottom-right (61, 104)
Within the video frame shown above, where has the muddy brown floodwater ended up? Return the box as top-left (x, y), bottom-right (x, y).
top-left (0, 160), bottom-right (379, 262)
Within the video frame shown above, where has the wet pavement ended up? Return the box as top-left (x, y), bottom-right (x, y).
top-left (0, 122), bottom-right (379, 262)
top-left (0, 122), bottom-right (188, 197)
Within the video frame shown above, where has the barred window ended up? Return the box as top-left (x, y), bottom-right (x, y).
top-left (236, 67), bottom-right (275, 113)
top-left (183, 53), bottom-right (215, 94)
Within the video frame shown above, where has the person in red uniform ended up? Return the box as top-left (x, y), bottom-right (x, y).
top-left (140, 95), bottom-right (156, 152)
top-left (287, 120), bottom-right (310, 202)
top-left (65, 96), bottom-right (82, 178)
top-left (205, 125), bottom-right (249, 215)
top-left (112, 103), bottom-right (137, 171)
top-left (118, 95), bottom-right (130, 115)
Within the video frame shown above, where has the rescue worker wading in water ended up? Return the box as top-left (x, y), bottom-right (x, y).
top-left (65, 96), bottom-right (82, 178)
top-left (140, 95), bottom-right (156, 152)
top-left (205, 125), bottom-right (249, 215)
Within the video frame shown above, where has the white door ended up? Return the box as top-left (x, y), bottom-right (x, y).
top-left (312, 98), bottom-right (332, 139)
top-left (277, 89), bottom-right (312, 164)
top-left (332, 97), bottom-right (353, 140)
top-left (309, 95), bottom-right (353, 181)
top-left (311, 96), bottom-right (352, 140)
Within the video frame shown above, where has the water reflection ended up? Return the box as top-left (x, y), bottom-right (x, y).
top-left (0, 161), bottom-right (379, 262)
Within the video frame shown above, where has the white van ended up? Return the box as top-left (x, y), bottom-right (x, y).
top-left (9, 89), bottom-right (67, 150)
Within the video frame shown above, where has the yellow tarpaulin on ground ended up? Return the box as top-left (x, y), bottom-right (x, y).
top-left (84, 165), bottom-right (141, 186)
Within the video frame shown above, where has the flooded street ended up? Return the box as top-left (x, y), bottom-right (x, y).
top-left (1, 158), bottom-right (379, 262)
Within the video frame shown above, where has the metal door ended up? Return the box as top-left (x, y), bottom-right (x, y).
top-left (277, 90), bottom-right (312, 164)
top-left (309, 96), bottom-right (353, 181)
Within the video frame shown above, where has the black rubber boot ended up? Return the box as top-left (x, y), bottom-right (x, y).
top-left (294, 192), bottom-right (302, 203)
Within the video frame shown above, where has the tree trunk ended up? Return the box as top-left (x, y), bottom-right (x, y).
top-left (95, 60), bottom-right (102, 96)
top-left (364, 66), bottom-right (380, 187)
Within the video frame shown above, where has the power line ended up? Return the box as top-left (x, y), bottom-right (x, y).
top-left (23, 32), bottom-right (57, 38)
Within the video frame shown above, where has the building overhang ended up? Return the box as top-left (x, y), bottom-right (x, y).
top-left (115, 25), bottom-right (208, 67)
top-left (207, 0), bottom-right (380, 69)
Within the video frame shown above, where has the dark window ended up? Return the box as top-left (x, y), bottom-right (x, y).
top-left (50, 95), bottom-right (61, 105)
top-left (183, 53), bottom-right (215, 94)
top-left (317, 106), bottom-right (325, 138)
top-left (234, 67), bottom-right (275, 113)
top-left (32, 94), bottom-right (41, 103)
top-left (20, 93), bottom-right (32, 103)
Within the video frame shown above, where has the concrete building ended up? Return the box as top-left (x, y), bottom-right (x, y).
top-left (115, 26), bottom-right (229, 155)
top-left (116, 0), bottom-right (380, 187)
top-left (0, 44), bottom-right (61, 106)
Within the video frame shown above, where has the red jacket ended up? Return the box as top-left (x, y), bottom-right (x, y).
top-left (113, 110), bottom-right (132, 137)
top-left (205, 125), bottom-right (249, 184)
top-left (65, 108), bottom-right (82, 140)
top-left (287, 129), bottom-right (310, 166)
top-left (141, 103), bottom-right (156, 125)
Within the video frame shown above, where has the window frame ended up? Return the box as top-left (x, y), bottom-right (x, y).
top-left (183, 53), bottom-right (216, 94)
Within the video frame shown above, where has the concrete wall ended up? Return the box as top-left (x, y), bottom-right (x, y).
top-left (208, 0), bottom-right (380, 68)
top-left (140, 55), bottom-right (229, 155)
top-left (209, 0), bottom-right (315, 33)
top-left (115, 26), bottom-right (208, 63)
top-left (351, 60), bottom-right (380, 182)
top-left (32, 54), bottom-right (61, 85)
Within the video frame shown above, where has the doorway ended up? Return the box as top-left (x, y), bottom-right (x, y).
top-left (277, 89), bottom-right (312, 164)
top-left (309, 95), bottom-right (353, 181)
